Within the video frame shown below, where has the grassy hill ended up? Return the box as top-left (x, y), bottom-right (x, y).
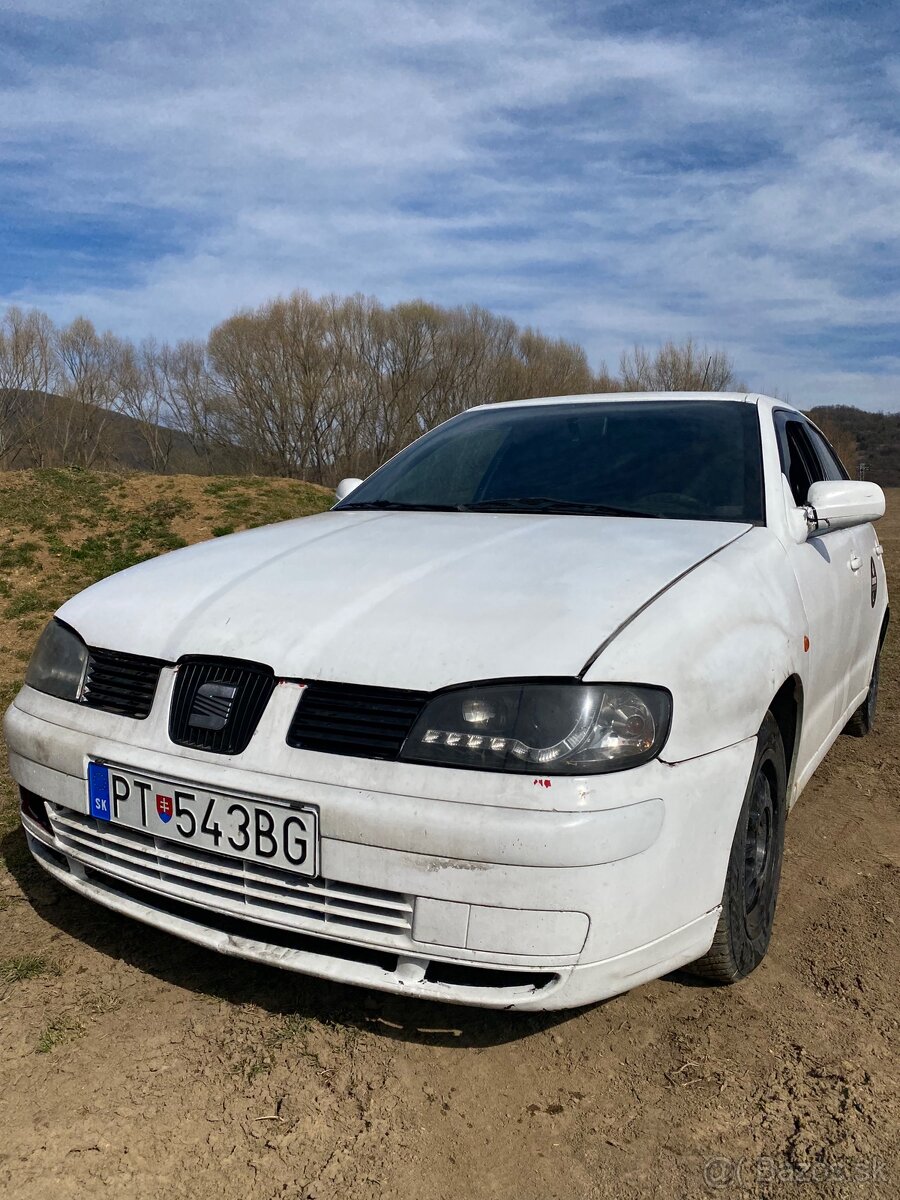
top-left (0, 467), bottom-right (334, 867)
top-left (1, 390), bottom-right (244, 474)
top-left (0, 468), bottom-right (333, 727)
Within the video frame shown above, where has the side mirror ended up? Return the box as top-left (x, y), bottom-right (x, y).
top-left (805, 479), bottom-right (885, 535)
top-left (334, 477), bottom-right (363, 504)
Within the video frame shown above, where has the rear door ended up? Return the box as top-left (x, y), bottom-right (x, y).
top-left (774, 411), bottom-right (863, 754)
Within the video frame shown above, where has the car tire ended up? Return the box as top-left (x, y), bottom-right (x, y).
top-left (842, 647), bottom-right (880, 738)
top-left (689, 712), bottom-right (787, 984)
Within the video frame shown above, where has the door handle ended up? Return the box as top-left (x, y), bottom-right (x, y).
top-left (849, 553), bottom-right (862, 572)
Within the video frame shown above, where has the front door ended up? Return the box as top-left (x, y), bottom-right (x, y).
top-left (802, 420), bottom-right (884, 704)
top-left (774, 412), bottom-right (864, 770)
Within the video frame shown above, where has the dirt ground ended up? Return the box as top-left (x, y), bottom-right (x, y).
top-left (0, 474), bottom-right (898, 1200)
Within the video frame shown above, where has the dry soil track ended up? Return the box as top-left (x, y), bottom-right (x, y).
top-left (1, 480), bottom-right (897, 1200)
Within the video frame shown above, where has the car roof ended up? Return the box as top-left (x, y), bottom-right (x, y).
top-left (470, 391), bottom-right (799, 415)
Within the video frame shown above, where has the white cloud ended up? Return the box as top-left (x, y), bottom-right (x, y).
top-left (0, 0), bottom-right (898, 409)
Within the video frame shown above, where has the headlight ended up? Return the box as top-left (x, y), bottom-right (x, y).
top-left (25, 619), bottom-right (89, 701)
top-left (401, 682), bottom-right (671, 774)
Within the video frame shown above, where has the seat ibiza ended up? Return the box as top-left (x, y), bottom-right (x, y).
top-left (4, 393), bottom-right (888, 1009)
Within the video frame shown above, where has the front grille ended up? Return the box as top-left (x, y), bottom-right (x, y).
top-left (47, 803), bottom-right (414, 943)
top-left (169, 658), bottom-right (275, 755)
top-left (287, 680), bottom-right (428, 760)
top-left (81, 647), bottom-right (167, 719)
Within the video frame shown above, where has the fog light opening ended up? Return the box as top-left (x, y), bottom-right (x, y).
top-left (20, 788), bottom-right (52, 834)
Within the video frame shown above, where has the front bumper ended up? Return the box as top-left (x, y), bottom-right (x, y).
top-left (5, 684), bottom-right (756, 1010)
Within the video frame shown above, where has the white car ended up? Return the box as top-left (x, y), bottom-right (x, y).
top-left (4, 393), bottom-right (888, 1011)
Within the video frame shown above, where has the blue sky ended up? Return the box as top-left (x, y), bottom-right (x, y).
top-left (1, 0), bottom-right (898, 409)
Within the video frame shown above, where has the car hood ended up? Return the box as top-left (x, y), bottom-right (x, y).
top-left (57, 511), bottom-right (750, 691)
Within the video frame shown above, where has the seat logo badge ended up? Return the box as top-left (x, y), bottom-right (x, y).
top-left (188, 681), bottom-right (239, 731)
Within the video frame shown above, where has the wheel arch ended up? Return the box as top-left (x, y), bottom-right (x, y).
top-left (768, 674), bottom-right (803, 807)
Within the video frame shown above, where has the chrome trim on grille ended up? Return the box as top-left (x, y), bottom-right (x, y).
top-left (47, 802), bottom-right (414, 944)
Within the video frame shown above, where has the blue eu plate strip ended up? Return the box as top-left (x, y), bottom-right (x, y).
top-left (87, 762), bottom-right (111, 822)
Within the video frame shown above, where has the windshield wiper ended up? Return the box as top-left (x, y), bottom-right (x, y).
top-left (338, 496), bottom-right (661, 517)
top-left (462, 496), bottom-right (660, 518)
top-left (337, 499), bottom-right (463, 512)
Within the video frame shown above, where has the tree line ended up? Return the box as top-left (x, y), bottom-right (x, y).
top-left (3, 293), bottom-right (759, 484)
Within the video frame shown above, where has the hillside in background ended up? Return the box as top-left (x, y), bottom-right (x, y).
top-left (1, 390), bottom-right (244, 475)
top-left (0, 469), bottom-right (332, 669)
top-left (0, 304), bottom-right (752, 483)
top-left (807, 405), bottom-right (900, 486)
top-left (5, 301), bottom-right (898, 484)
top-left (4, 388), bottom-right (899, 486)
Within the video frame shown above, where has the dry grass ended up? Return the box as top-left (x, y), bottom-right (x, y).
top-left (0, 467), bottom-right (332, 812)
top-left (0, 953), bottom-right (60, 985)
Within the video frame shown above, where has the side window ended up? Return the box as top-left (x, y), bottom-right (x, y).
top-left (805, 425), bottom-right (849, 482)
top-left (774, 412), bottom-right (824, 506)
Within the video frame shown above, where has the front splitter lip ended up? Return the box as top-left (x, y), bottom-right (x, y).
top-left (21, 817), bottom-right (721, 1012)
top-left (23, 825), bottom-right (568, 1011)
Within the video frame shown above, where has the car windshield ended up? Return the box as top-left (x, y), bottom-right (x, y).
top-left (337, 400), bottom-right (765, 523)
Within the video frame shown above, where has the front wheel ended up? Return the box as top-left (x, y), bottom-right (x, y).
top-left (689, 712), bottom-right (787, 983)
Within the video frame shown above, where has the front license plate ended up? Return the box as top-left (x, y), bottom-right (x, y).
top-left (86, 762), bottom-right (318, 876)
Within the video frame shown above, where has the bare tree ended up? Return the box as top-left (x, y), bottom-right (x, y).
top-left (0, 307), bottom-right (55, 465)
top-left (209, 292), bottom-right (339, 479)
top-left (619, 337), bottom-right (741, 392)
top-left (591, 361), bottom-right (621, 393)
top-left (0, 300), bottom-right (775, 484)
top-left (115, 339), bottom-right (177, 472)
top-left (509, 327), bottom-right (594, 401)
top-left (52, 317), bottom-right (124, 467)
top-left (323, 293), bottom-right (391, 479)
top-left (158, 340), bottom-right (222, 471)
